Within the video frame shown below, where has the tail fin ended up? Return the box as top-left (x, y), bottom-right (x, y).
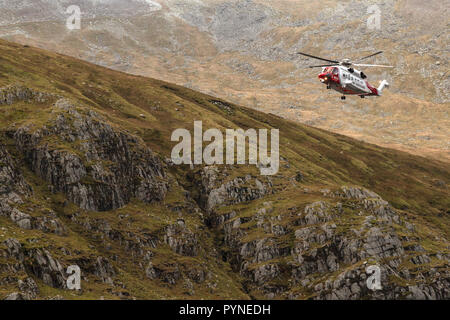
top-left (377, 80), bottom-right (389, 96)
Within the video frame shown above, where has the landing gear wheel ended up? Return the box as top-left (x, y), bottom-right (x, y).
top-left (327, 85), bottom-right (331, 90)
top-left (341, 96), bottom-right (346, 100)
top-left (360, 95), bottom-right (365, 99)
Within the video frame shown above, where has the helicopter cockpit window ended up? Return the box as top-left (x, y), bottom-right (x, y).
top-left (332, 68), bottom-right (339, 75)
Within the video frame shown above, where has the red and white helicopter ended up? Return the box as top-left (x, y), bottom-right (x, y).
top-left (298, 51), bottom-right (393, 100)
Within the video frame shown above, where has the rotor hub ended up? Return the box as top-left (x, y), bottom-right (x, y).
top-left (340, 59), bottom-right (352, 67)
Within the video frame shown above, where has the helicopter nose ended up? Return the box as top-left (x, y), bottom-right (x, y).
top-left (318, 73), bottom-right (330, 83)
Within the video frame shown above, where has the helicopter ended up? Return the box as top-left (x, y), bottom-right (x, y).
top-left (297, 51), bottom-right (393, 100)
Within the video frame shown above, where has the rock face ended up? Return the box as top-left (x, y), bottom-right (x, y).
top-left (164, 222), bottom-right (199, 257)
top-left (2, 238), bottom-right (66, 291)
top-left (94, 257), bottom-right (115, 285)
top-left (25, 248), bottom-right (67, 289)
top-left (0, 145), bottom-right (66, 234)
top-left (0, 144), bottom-right (31, 201)
top-left (198, 166), bottom-right (273, 212)
top-left (0, 85), bottom-right (54, 105)
top-left (211, 185), bottom-right (450, 300)
top-left (13, 99), bottom-right (168, 211)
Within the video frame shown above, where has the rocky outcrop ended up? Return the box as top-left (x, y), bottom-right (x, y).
top-left (1, 238), bottom-right (124, 297)
top-left (164, 221), bottom-right (199, 257)
top-left (93, 257), bottom-right (115, 285)
top-left (337, 186), bottom-right (380, 200)
top-left (213, 186), bottom-right (450, 299)
top-left (0, 144), bottom-right (67, 234)
top-left (1, 204), bottom-right (66, 235)
top-left (145, 260), bottom-right (210, 287)
top-left (0, 144), bottom-right (31, 202)
top-left (25, 248), bottom-right (66, 289)
top-left (13, 99), bottom-right (168, 211)
top-left (0, 85), bottom-right (55, 105)
top-left (68, 212), bottom-right (159, 259)
top-left (198, 166), bottom-right (273, 212)
top-left (2, 238), bottom-right (66, 289)
top-left (18, 277), bottom-right (39, 299)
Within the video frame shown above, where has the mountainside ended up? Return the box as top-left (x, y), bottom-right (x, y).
top-left (0, 39), bottom-right (449, 300)
top-left (0, 0), bottom-right (448, 161)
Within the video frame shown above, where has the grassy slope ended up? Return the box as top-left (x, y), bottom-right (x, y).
top-left (0, 39), bottom-right (448, 299)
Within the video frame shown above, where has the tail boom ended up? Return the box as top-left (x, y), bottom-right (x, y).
top-left (376, 80), bottom-right (389, 96)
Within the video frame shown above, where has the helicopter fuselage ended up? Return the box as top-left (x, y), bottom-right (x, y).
top-left (318, 66), bottom-right (380, 97)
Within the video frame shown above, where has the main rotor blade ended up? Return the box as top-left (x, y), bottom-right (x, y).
top-left (355, 51), bottom-right (383, 62)
top-left (308, 64), bottom-right (335, 68)
top-left (354, 63), bottom-right (394, 68)
top-left (297, 52), bottom-right (340, 64)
